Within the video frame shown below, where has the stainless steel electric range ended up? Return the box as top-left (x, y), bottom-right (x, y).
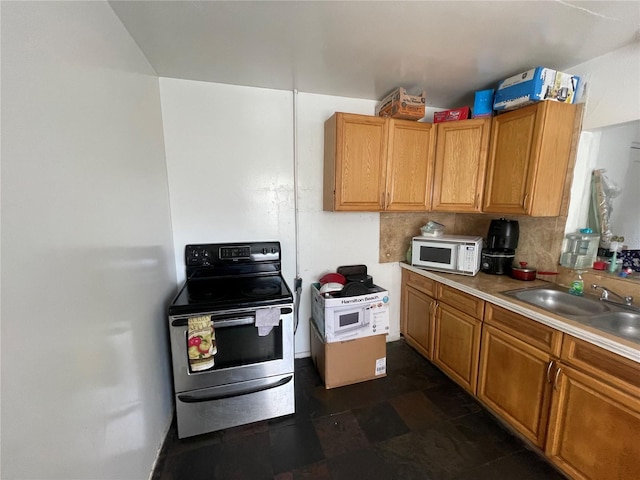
top-left (168, 241), bottom-right (294, 438)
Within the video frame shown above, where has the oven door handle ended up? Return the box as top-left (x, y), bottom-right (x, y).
top-left (171, 316), bottom-right (255, 328)
top-left (171, 307), bottom-right (292, 327)
top-left (177, 375), bottom-right (293, 403)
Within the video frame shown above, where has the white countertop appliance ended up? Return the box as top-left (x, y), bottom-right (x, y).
top-left (412, 235), bottom-right (483, 276)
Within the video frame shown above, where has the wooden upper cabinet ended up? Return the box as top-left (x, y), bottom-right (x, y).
top-left (324, 113), bottom-right (387, 211)
top-left (386, 119), bottom-right (436, 211)
top-left (483, 101), bottom-right (578, 216)
top-left (324, 113), bottom-right (434, 212)
top-left (431, 118), bottom-right (491, 212)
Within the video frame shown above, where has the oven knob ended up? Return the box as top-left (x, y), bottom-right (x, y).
top-left (270, 248), bottom-right (276, 254)
top-left (262, 248), bottom-right (267, 255)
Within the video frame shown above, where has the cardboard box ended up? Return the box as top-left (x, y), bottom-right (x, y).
top-left (311, 283), bottom-right (390, 343)
top-left (375, 87), bottom-right (426, 120)
top-left (433, 107), bottom-right (471, 123)
top-left (493, 67), bottom-right (581, 112)
top-left (472, 89), bottom-right (494, 118)
top-left (310, 318), bottom-right (387, 389)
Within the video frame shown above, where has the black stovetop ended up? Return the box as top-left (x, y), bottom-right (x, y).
top-left (169, 274), bottom-right (293, 316)
top-left (168, 241), bottom-right (293, 316)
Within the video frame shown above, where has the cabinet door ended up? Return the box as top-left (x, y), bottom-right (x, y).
top-left (431, 118), bottom-right (490, 212)
top-left (432, 302), bottom-right (481, 393)
top-left (385, 120), bottom-right (435, 211)
top-left (482, 105), bottom-right (539, 215)
top-left (401, 284), bottom-right (436, 359)
top-left (323, 113), bottom-right (387, 211)
top-left (545, 365), bottom-right (640, 480)
top-left (483, 102), bottom-right (578, 216)
top-left (478, 324), bottom-right (554, 447)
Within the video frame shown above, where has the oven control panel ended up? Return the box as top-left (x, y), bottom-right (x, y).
top-left (185, 242), bottom-right (281, 267)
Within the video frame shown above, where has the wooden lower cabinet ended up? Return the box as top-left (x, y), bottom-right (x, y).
top-left (545, 364), bottom-right (640, 480)
top-left (400, 270), bottom-right (640, 480)
top-left (401, 285), bottom-right (435, 359)
top-left (432, 302), bottom-right (481, 393)
top-left (400, 270), bottom-right (436, 358)
top-left (477, 324), bottom-right (554, 447)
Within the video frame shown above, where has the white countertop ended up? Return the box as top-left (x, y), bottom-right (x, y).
top-left (401, 263), bottom-right (640, 364)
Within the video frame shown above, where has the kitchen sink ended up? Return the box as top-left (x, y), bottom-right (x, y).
top-left (503, 286), bottom-right (611, 317)
top-left (583, 312), bottom-right (640, 343)
top-left (502, 285), bottom-right (640, 344)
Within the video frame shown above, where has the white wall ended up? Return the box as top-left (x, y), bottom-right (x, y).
top-left (569, 40), bottom-right (640, 131)
top-left (594, 122), bottom-right (640, 248)
top-left (295, 93), bottom-right (402, 354)
top-left (159, 82), bottom-right (405, 357)
top-left (159, 78), bottom-right (296, 286)
top-left (566, 41), bottom-right (640, 236)
top-left (1, 3), bottom-right (176, 479)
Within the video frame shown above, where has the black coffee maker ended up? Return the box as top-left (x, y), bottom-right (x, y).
top-left (481, 218), bottom-right (520, 275)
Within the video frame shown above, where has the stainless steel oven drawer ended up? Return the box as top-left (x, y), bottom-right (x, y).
top-left (175, 372), bottom-right (295, 438)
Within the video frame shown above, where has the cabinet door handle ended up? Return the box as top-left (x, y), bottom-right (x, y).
top-left (553, 367), bottom-right (562, 391)
top-left (387, 191), bottom-right (390, 206)
top-left (381, 192), bottom-right (385, 208)
top-left (474, 193), bottom-right (479, 209)
top-left (546, 360), bottom-right (555, 383)
top-left (523, 193), bottom-right (530, 209)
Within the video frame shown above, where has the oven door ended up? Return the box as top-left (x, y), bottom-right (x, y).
top-left (169, 304), bottom-right (294, 393)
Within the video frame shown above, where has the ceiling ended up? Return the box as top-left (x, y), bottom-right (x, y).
top-left (109, 1), bottom-right (640, 108)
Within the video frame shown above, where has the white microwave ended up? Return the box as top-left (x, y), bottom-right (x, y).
top-left (330, 304), bottom-right (371, 335)
top-left (411, 235), bottom-right (482, 276)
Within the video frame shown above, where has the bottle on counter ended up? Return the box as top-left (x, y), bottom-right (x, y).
top-left (568, 270), bottom-right (585, 296)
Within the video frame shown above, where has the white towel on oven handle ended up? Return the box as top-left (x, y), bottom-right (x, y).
top-left (255, 307), bottom-right (281, 336)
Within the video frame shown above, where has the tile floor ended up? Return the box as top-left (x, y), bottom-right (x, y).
top-left (152, 339), bottom-right (567, 480)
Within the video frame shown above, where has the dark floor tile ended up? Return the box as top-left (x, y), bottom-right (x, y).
top-left (377, 415), bottom-right (512, 480)
top-left (269, 420), bottom-right (325, 474)
top-left (278, 460), bottom-right (332, 480)
top-left (452, 450), bottom-right (567, 480)
top-left (152, 340), bottom-right (571, 480)
top-left (313, 378), bottom-right (386, 414)
top-left (156, 432), bottom-right (273, 480)
top-left (313, 411), bottom-right (370, 458)
top-left (423, 381), bottom-right (482, 419)
top-left (389, 390), bottom-right (445, 431)
top-left (354, 401), bottom-right (410, 443)
top-left (326, 447), bottom-right (397, 480)
top-left (376, 431), bottom-right (453, 480)
top-left (450, 409), bottom-right (525, 459)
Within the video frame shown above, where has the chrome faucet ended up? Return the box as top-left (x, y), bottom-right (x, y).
top-left (591, 284), bottom-right (634, 306)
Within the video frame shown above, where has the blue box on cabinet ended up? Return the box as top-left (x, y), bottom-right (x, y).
top-left (493, 67), bottom-right (580, 112)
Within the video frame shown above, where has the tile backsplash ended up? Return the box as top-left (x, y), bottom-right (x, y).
top-left (379, 212), bottom-right (566, 274)
top-left (380, 211), bottom-right (640, 295)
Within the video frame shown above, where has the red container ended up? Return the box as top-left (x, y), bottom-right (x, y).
top-left (510, 262), bottom-right (537, 281)
top-left (433, 107), bottom-right (471, 123)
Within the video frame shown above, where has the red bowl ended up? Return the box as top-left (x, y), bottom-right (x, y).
top-left (319, 273), bottom-right (346, 285)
